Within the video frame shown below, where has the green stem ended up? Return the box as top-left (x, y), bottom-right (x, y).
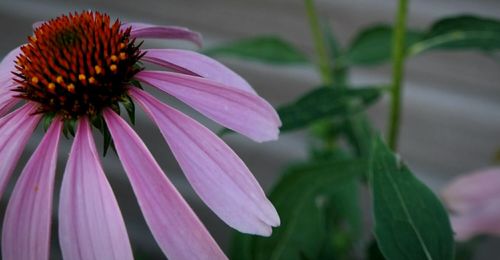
top-left (387, 0), bottom-right (409, 150)
top-left (304, 0), bottom-right (333, 85)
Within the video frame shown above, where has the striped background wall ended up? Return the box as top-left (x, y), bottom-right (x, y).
top-left (1, 0), bottom-right (499, 258)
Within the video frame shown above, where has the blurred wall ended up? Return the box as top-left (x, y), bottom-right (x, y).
top-left (1, 0), bottom-right (500, 259)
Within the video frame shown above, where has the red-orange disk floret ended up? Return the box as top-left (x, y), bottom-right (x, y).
top-left (13, 11), bottom-right (143, 119)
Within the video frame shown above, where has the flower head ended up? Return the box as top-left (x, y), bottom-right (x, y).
top-left (441, 167), bottom-right (500, 241)
top-left (14, 12), bottom-right (142, 119)
top-left (0, 11), bottom-right (281, 260)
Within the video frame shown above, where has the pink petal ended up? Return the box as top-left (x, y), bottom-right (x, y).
top-left (0, 47), bottom-right (21, 87)
top-left (0, 103), bottom-right (40, 198)
top-left (450, 201), bottom-right (500, 241)
top-left (135, 70), bottom-right (281, 142)
top-left (58, 118), bottom-right (133, 260)
top-left (103, 109), bottom-right (227, 260)
top-left (0, 86), bottom-right (18, 117)
top-left (442, 167), bottom-right (500, 214)
top-left (141, 49), bottom-right (255, 93)
top-left (0, 47), bottom-right (21, 115)
top-left (2, 119), bottom-right (62, 260)
top-left (122, 22), bottom-right (202, 47)
top-left (130, 88), bottom-right (279, 236)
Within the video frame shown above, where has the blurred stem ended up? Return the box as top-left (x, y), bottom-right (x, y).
top-left (387, 0), bottom-right (409, 150)
top-left (304, 0), bottom-right (333, 86)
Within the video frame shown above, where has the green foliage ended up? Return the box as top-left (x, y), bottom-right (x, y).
top-left (278, 87), bottom-right (382, 132)
top-left (230, 159), bottom-right (367, 260)
top-left (121, 94), bottom-right (136, 125)
top-left (367, 240), bottom-right (386, 260)
top-left (219, 86), bottom-right (382, 137)
top-left (91, 115), bottom-right (115, 156)
top-left (203, 36), bottom-right (309, 64)
top-left (41, 112), bottom-right (56, 132)
top-left (62, 118), bottom-right (77, 138)
top-left (322, 22), bottom-right (349, 85)
top-left (218, 10), bottom-right (500, 260)
top-left (339, 15), bottom-right (500, 67)
top-left (343, 25), bottom-right (423, 66)
top-left (342, 114), bottom-right (374, 158)
top-left (229, 233), bottom-right (254, 260)
top-left (369, 137), bottom-right (454, 260)
top-left (319, 178), bottom-right (362, 259)
top-left (410, 15), bottom-right (500, 55)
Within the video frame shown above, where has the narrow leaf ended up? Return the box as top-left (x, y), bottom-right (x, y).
top-left (93, 116), bottom-right (115, 157)
top-left (102, 122), bottom-right (113, 157)
top-left (41, 112), bottom-right (56, 132)
top-left (62, 118), bottom-right (77, 138)
top-left (278, 87), bottom-right (382, 132)
top-left (122, 95), bottom-right (136, 124)
top-left (410, 15), bottom-right (500, 55)
top-left (322, 21), bottom-right (349, 85)
top-left (369, 137), bottom-right (454, 260)
top-left (203, 36), bottom-right (309, 64)
top-left (219, 86), bottom-right (382, 137)
top-left (344, 25), bottom-right (423, 66)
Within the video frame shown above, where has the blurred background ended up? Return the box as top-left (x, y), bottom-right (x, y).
top-left (1, 0), bottom-right (500, 259)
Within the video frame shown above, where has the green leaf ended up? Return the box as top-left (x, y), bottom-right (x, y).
top-left (62, 118), bottom-right (77, 138)
top-left (219, 86), bottom-right (382, 138)
top-left (367, 240), bottom-right (386, 260)
top-left (322, 22), bottom-right (349, 85)
top-left (92, 115), bottom-right (115, 157)
top-left (344, 25), bottom-right (423, 66)
top-left (320, 179), bottom-right (362, 259)
top-left (322, 22), bottom-right (342, 61)
top-left (231, 159), bottom-right (367, 260)
top-left (369, 137), bottom-right (454, 260)
top-left (121, 95), bottom-right (136, 125)
top-left (342, 114), bottom-right (374, 158)
top-left (102, 122), bottom-right (114, 157)
top-left (41, 112), bottom-right (56, 132)
top-left (229, 232), bottom-right (254, 260)
top-left (410, 15), bottom-right (500, 55)
top-left (279, 87), bottom-right (382, 132)
top-left (203, 36), bottom-right (309, 64)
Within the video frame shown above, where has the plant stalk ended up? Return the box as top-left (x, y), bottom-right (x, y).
top-left (387, 0), bottom-right (409, 150)
top-left (304, 0), bottom-right (333, 86)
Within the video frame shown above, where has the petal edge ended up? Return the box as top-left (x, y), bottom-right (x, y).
top-left (130, 88), bottom-right (279, 235)
top-left (135, 70), bottom-right (281, 142)
top-left (103, 109), bottom-right (227, 260)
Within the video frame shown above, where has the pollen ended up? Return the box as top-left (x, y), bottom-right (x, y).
top-left (56, 76), bottom-right (64, 84)
top-left (13, 11), bottom-right (143, 119)
top-left (67, 84), bottom-right (75, 93)
top-left (48, 83), bottom-right (56, 92)
top-left (94, 65), bottom-right (103, 75)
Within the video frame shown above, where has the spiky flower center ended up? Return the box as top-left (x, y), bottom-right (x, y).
top-left (13, 11), bottom-right (142, 119)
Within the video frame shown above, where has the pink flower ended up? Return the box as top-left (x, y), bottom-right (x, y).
top-left (441, 167), bottom-right (500, 241)
top-left (0, 11), bottom-right (281, 260)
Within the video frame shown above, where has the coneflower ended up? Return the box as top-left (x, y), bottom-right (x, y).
top-left (0, 11), bottom-right (281, 260)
